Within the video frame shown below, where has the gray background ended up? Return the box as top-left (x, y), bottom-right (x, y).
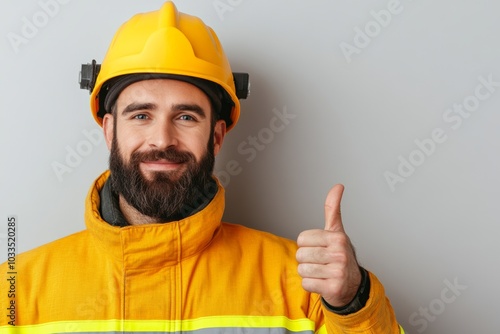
top-left (1, 1), bottom-right (499, 333)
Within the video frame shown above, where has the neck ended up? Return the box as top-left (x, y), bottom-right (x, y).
top-left (118, 196), bottom-right (162, 226)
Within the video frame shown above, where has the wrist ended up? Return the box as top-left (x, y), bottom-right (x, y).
top-left (322, 267), bottom-right (371, 315)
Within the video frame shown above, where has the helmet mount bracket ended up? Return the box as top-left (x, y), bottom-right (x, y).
top-left (79, 61), bottom-right (250, 99)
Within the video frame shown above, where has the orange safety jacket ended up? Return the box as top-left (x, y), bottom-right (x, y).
top-left (1, 171), bottom-right (404, 333)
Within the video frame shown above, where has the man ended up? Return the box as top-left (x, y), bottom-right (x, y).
top-left (0, 2), bottom-right (404, 333)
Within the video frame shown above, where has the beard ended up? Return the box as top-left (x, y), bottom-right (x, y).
top-left (108, 134), bottom-right (217, 222)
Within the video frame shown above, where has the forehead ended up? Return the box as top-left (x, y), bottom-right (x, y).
top-left (116, 79), bottom-right (212, 111)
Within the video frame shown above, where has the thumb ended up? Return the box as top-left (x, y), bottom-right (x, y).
top-left (324, 184), bottom-right (345, 232)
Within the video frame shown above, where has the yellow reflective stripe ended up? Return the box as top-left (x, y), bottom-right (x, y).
top-left (400, 325), bottom-right (406, 334)
top-left (0, 316), bottom-right (316, 334)
top-left (315, 324), bottom-right (327, 334)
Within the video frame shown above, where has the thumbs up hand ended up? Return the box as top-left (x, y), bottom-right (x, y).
top-left (296, 184), bottom-right (362, 307)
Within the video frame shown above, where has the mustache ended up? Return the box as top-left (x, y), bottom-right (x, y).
top-left (131, 147), bottom-right (195, 164)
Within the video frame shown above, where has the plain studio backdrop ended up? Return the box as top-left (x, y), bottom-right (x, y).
top-left (1, 1), bottom-right (499, 333)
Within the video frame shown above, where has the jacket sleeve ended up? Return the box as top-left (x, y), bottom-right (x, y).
top-left (321, 272), bottom-right (404, 334)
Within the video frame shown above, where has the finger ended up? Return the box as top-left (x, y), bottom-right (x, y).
top-left (300, 276), bottom-right (326, 297)
top-left (297, 229), bottom-right (349, 248)
top-left (297, 263), bottom-right (335, 279)
top-left (296, 246), bottom-right (333, 264)
top-left (324, 184), bottom-right (345, 232)
top-left (297, 229), bottom-right (328, 247)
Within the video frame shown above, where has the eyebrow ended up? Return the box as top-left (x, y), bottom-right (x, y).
top-left (122, 102), bottom-right (156, 115)
top-left (172, 103), bottom-right (207, 119)
top-left (121, 102), bottom-right (207, 119)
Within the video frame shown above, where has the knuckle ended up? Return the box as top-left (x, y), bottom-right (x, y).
top-left (332, 266), bottom-right (349, 281)
top-left (330, 232), bottom-right (348, 244)
top-left (320, 249), bottom-right (335, 263)
top-left (329, 254), bottom-right (354, 268)
top-left (333, 252), bottom-right (349, 265)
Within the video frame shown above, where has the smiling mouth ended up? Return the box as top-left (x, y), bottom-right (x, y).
top-left (141, 159), bottom-right (186, 172)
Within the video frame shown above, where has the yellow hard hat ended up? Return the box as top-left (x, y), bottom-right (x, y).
top-left (80, 1), bottom-right (249, 131)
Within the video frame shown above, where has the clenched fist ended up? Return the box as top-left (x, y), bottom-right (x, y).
top-left (296, 184), bottom-right (362, 307)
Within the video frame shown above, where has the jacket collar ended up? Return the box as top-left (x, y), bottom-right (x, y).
top-left (84, 171), bottom-right (225, 269)
top-left (99, 178), bottom-right (128, 227)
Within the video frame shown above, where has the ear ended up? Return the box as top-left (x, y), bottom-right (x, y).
top-left (213, 120), bottom-right (226, 156)
top-left (102, 113), bottom-right (114, 150)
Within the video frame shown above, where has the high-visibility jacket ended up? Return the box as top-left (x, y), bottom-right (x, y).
top-left (0, 171), bottom-right (404, 333)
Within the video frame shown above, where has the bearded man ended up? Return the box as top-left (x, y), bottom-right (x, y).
top-left (0, 2), bottom-right (404, 333)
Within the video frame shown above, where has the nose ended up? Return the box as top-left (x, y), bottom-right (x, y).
top-left (147, 119), bottom-right (178, 150)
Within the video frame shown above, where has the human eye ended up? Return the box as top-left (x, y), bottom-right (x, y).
top-left (133, 113), bottom-right (149, 120)
top-left (178, 114), bottom-right (195, 121)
